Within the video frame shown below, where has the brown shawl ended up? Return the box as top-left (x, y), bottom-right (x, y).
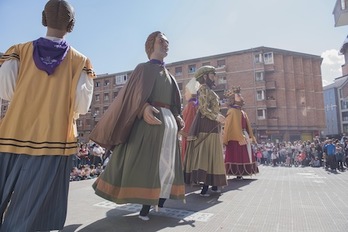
top-left (89, 62), bottom-right (181, 149)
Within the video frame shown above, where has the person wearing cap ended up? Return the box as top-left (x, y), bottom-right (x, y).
top-left (0, 0), bottom-right (95, 231)
top-left (180, 78), bottom-right (199, 162)
top-left (183, 65), bottom-right (227, 196)
top-left (223, 87), bottom-right (258, 179)
top-left (90, 31), bottom-right (185, 221)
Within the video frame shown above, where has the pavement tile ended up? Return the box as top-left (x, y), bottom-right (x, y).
top-left (62, 165), bottom-right (348, 232)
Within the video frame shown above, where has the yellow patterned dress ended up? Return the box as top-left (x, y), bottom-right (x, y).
top-left (184, 84), bottom-right (227, 187)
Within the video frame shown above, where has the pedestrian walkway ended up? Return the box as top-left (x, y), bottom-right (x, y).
top-left (62, 165), bottom-right (348, 232)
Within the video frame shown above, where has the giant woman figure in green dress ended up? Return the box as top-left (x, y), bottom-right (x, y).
top-left (90, 31), bottom-right (185, 221)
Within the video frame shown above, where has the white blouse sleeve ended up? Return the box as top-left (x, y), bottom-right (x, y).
top-left (74, 71), bottom-right (94, 118)
top-left (0, 59), bottom-right (19, 101)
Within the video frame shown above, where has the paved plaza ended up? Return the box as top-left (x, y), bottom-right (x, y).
top-left (62, 165), bottom-right (348, 232)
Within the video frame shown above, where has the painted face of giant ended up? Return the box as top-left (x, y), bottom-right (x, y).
top-left (152, 33), bottom-right (169, 59)
top-left (235, 93), bottom-right (245, 106)
top-left (205, 71), bottom-right (216, 88)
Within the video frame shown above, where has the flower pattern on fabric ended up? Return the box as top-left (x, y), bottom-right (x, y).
top-left (198, 85), bottom-right (220, 121)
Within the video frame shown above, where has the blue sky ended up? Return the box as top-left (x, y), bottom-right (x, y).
top-left (1, 0), bottom-right (347, 86)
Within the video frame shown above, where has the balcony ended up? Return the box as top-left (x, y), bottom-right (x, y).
top-left (333, 0), bottom-right (348, 27)
top-left (267, 118), bottom-right (279, 126)
top-left (256, 119), bottom-right (267, 127)
top-left (264, 64), bottom-right (275, 72)
top-left (256, 100), bottom-right (267, 108)
top-left (265, 81), bottom-right (276, 89)
top-left (255, 80), bottom-right (266, 88)
top-left (266, 99), bottom-right (277, 108)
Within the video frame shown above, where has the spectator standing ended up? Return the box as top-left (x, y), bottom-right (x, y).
top-left (271, 148), bottom-right (279, 167)
top-left (340, 133), bottom-right (347, 145)
top-left (256, 148), bottom-right (263, 164)
top-left (0, 0), bottom-right (94, 230)
top-left (92, 143), bottom-right (104, 166)
top-left (315, 140), bottom-right (323, 167)
top-left (324, 139), bottom-right (337, 171)
top-left (335, 144), bottom-right (345, 171)
top-left (79, 143), bottom-right (89, 166)
top-left (344, 140), bottom-right (348, 167)
top-left (262, 147), bottom-right (269, 165)
top-left (72, 143), bottom-right (81, 168)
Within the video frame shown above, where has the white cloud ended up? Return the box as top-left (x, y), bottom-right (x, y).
top-left (321, 49), bottom-right (344, 86)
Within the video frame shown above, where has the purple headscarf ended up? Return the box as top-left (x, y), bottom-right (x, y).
top-left (33, 37), bottom-right (70, 75)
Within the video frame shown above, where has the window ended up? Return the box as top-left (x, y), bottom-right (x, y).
top-left (219, 76), bottom-right (227, 84)
top-left (95, 94), bottom-right (100, 101)
top-left (255, 72), bottom-right (264, 81)
top-left (188, 64), bottom-right (196, 74)
top-left (94, 108), bottom-right (100, 115)
top-left (342, 112), bottom-right (348, 121)
top-left (254, 54), bottom-right (262, 63)
top-left (113, 92), bottom-right (118, 99)
top-left (104, 93), bottom-right (109, 101)
top-left (95, 81), bottom-right (101, 87)
top-left (257, 109), bottom-right (266, 119)
top-left (104, 80), bottom-right (110, 86)
top-left (217, 59), bottom-right (225, 67)
top-left (256, 90), bottom-right (265, 101)
top-left (344, 124), bottom-right (348, 133)
top-left (77, 120), bottom-right (82, 127)
top-left (175, 67), bottom-right (182, 76)
top-left (263, 52), bottom-right (274, 64)
top-left (86, 119), bottom-right (91, 126)
top-left (116, 74), bottom-right (127, 85)
top-left (325, 104), bottom-right (337, 111)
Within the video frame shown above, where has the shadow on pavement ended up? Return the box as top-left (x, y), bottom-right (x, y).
top-left (60, 224), bottom-right (82, 232)
top-left (67, 177), bottom-right (258, 231)
top-left (224, 177), bottom-right (257, 192)
top-left (75, 209), bottom-right (196, 232)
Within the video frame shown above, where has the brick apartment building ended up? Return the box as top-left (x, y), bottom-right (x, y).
top-left (0, 47), bottom-right (325, 143)
top-left (72, 46), bottom-right (325, 143)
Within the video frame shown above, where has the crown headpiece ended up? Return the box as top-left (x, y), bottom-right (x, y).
top-left (224, 86), bottom-right (241, 98)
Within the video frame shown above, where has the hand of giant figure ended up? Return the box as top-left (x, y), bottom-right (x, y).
top-left (143, 104), bottom-right (162, 125)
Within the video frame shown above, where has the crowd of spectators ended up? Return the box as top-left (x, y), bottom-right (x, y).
top-left (70, 136), bottom-right (348, 181)
top-left (70, 142), bottom-right (111, 181)
top-left (253, 136), bottom-right (348, 172)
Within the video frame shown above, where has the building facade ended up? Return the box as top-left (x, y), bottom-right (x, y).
top-left (323, 76), bottom-right (348, 138)
top-left (333, 0), bottom-right (348, 27)
top-left (323, 0), bottom-right (348, 139)
top-left (74, 46), bottom-right (325, 143)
